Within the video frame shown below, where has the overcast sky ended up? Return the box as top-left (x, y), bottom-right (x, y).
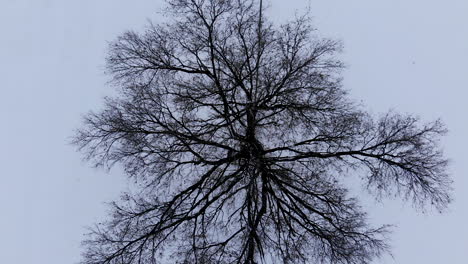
top-left (1, 0), bottom-right (466, 263)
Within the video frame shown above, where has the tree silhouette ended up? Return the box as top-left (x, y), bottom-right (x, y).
top-left (73, 0), bottom-right (451, 263)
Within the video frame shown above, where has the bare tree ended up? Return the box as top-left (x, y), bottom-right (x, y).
top-left (73, 0), bottom-right (451, 263)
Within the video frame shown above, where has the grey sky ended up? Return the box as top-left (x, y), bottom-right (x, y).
top-left (0, 0), bottom-right (466, 263)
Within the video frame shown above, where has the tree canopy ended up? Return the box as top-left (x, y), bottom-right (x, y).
top-left (74, 0), bottom-right (451, 263)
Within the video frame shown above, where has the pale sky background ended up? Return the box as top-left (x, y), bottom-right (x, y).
top-left (0, 0), bottom-right (466, 263)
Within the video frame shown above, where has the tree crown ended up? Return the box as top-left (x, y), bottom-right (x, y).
top-left (74, 1), bottom-right (451, 263)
